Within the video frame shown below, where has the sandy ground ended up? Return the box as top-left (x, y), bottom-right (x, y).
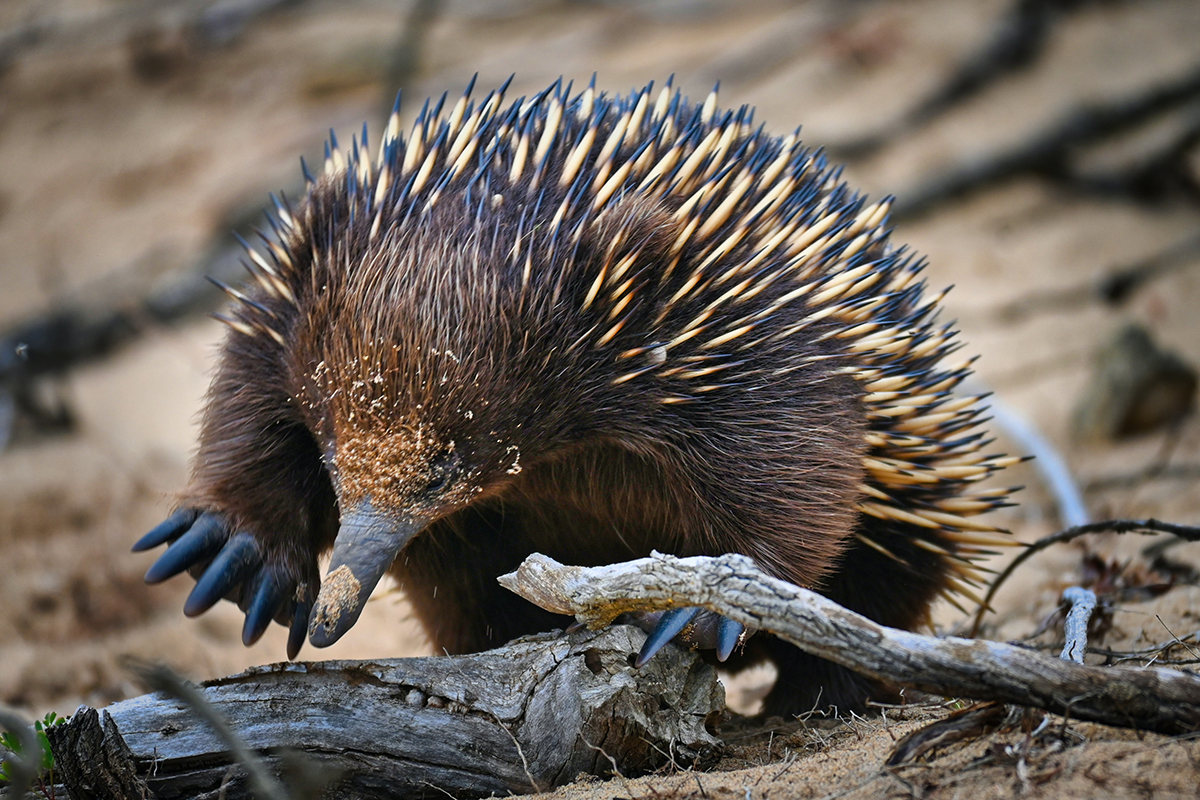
top-left (2, 0), bottom-right (1200, 797)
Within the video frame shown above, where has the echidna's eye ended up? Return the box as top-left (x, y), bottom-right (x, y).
top-left (426, 450), bottom-right (460, 493)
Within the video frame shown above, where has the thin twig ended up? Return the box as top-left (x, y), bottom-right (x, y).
top-left (1157, 616), bottom-right (1200, 662)
top-left (579, 733), bottom-right (635, 798)
top-left (486, 711), bottom-right (540, 794)
top-left (969, 519), bottom-right (1200, 637)
top-left (1087, 630), bottom-right (1200, 660)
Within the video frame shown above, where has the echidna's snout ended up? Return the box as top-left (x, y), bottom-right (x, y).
top-left (308, 501), bottom-right (424, 647)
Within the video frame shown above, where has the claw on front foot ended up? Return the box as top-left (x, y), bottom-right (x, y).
top-left (132, 508), bottom-right (201, 553)
top-left (134, 508), bottom-right (310, 659)
top-left (142, 513), bottom-right (228, 584)
top-left (630, 607), bottom-right (750, 667)
top-left (634, 607), bottom-right (702, 667)
top-left (183, 533), bottom-right (261, 617)
top-left (242, 570), bottom-right (291, 646)
top-left (715, 616), bottom-right (745, 662)
top-left (288, 596), bottom-right (312, 660)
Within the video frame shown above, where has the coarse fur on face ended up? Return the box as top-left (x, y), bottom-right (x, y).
top-left (164, 78), bottom-right (1019, 715)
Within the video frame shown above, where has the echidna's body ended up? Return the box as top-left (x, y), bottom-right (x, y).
top-left (137, 77), bottom-right (1018, 715)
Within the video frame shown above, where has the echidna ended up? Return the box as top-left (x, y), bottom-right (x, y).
top-left (134, 76), bottom-right (1019, 715)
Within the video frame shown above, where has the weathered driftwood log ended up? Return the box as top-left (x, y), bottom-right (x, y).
top-left (501, 552), bottom-right (1200, 735)
top-left (42, 626), bottom-right (723, 800)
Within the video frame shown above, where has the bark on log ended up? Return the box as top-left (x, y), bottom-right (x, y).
top-left (40, 626), bottom-right (723, 800)
top-left (45, 707), bottom-right (152, 800)
top-left (500, 551), bottom-right (1200, 735)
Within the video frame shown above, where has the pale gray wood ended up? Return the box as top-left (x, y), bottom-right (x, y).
top-left (1060, 587), bottom-right (1097, 663)
top-left (500, 551), bottom-right (1200, 734)
top-left (39, 626), bottom-right (723, 800)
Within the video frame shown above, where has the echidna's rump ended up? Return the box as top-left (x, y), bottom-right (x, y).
top-left (134, 76), bottom-right (1021, 715)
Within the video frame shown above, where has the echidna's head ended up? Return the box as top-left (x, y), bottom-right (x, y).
top-left (285, 181), bottom-right (630, 646)
top-left (306, 408), bottom-right (520, 646)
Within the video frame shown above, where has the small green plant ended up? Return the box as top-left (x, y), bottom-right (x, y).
top-left (1, 711), bottom-right (64, 799)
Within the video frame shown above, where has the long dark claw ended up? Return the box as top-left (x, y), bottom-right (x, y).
top-left (715, 617), bottom-right (744, 662)
top-left (183, 533), bottom-right (261, 617)
top-left (242, 571), bottom-right (290, 646)
top-left (144, 514), bottom-right (228, 584)
top-left (132, 508), bottom-right (201, 552)
top-left (634, 606), bottom-right (702, 668)
top-left (288, 598), bottom-right (311, 660)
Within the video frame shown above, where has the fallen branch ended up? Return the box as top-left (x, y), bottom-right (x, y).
top-left (0, 231), bottom-right (261, 389)
top-left (501, 551), bottom-right (1200, 735)
top-left (834, 0), bottom-right (1098, 158)
top-left (40, 627), bottom-right (723, 800)
top-left (886, 583), bottom-right (1098, 765)
top-left (0, 187), bottom-right (305, 448)
top-left (890, 62), bottom-right (1200, 219)
top-left (0, 0), bottom-right (312, 73)
top-left (1070, 110), bottom-right (1200, 204)
top-left (0, 236), bottom-right (244, 448)
top-left (990, 231), bottom-right (1200, 323)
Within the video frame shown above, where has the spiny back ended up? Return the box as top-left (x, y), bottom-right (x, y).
top-left (216, 75), bottom-right (1019, 605)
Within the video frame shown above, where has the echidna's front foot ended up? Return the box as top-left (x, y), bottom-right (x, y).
top-left (134, 508), bottom-right (314, 658)
top-left (629, 607), bottom-right (749, 667)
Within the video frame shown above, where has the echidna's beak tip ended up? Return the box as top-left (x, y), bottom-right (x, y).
top-left (307, 502), bottom-right (423, 648)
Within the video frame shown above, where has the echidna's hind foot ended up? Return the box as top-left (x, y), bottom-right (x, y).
top-left (134, 508), bottom-right (314, 658)
top-left (629, 607), bottom-right (749, 667)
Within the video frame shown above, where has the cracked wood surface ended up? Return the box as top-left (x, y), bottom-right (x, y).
top-left (501, 552), bottom-right (1200, 735)
top-left (42, 626), bottom-right (723, 800)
